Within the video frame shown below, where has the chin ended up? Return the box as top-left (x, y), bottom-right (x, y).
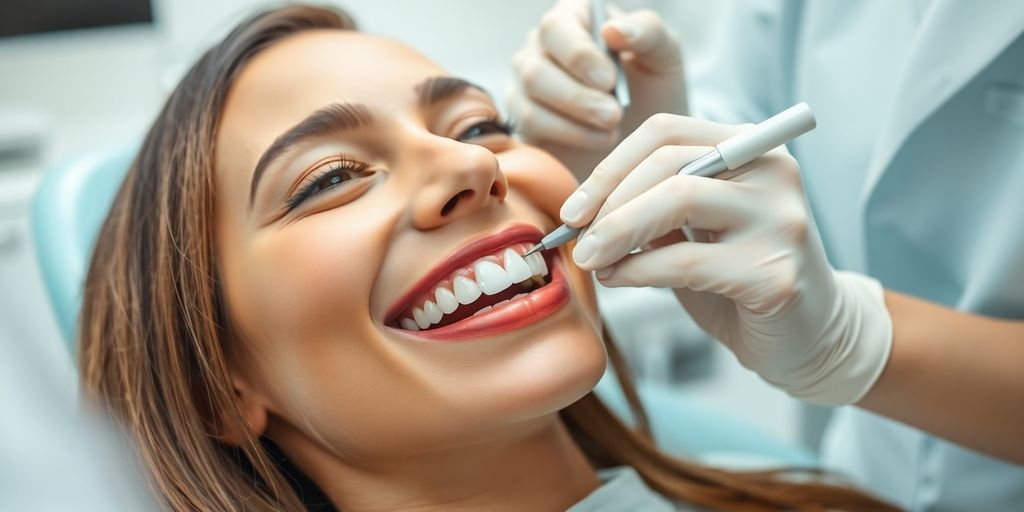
top-left (470, 305), bottom-right (607, 424)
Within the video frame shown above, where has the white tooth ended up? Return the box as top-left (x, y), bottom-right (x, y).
top-left (399, 318), bottom-right (420, 331)
top-left (423, 300), bottom-right (443, 324)
top-left (474, 260), bottom-right (513, 295)
top-left (526, 252), bottom-right (548, 276)
top-left (472, 304), bottom-right (493, 316)
top-left (412, 307), bottom-right (430, 329)
top-left (434, 287), bottom-right (459, 314)
top-left (453, 275), bottom-right (482, 304)
top-left (503, 248), bottom-right (533, 283)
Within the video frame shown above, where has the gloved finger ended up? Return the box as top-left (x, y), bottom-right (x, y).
top-left (591, 145), bottom-right (712, 227)
top-left (602, 9), bottom-right (683, 74)
top-left (593, 241), bottom-right (728, 290)
top-left (560, 114), bottom-right (740, 225)
top-left (645, 228), bottom-right (687, 250)
top-left (595, 239), bottom-right (797, 314)
top-left (508, 91), bottom-right (619, 149)
top-left (596, 243), bottom-right (742, 342)
top-left (517, 50), bottom-right (622, 130)
top-left (573, 174), bottom-right (756, 269)
top-left (537, 7), bottom-right (617, 90)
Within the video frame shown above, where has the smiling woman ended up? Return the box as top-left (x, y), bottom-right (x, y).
top-left (77, 4), bottom-right (895, 511)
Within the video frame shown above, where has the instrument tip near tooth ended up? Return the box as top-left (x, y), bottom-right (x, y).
top-left (523, 244), bottom-right (542, 257)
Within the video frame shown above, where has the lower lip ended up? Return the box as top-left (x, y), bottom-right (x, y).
top-left (395, 252), bottom-right (570, 341)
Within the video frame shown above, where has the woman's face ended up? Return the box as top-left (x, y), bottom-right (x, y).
top-left (213, 30), bottom-right (606, 462)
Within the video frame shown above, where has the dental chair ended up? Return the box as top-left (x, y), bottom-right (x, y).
top-left (32, 143), bottom-right (138, 343)
top-left (31, 144), bottom-right (816, 467)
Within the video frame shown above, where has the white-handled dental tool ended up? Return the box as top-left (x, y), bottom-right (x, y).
top-left (591, 0), bottom-right (630, 108)
top-left (524, 102), bottom-right (817, 257)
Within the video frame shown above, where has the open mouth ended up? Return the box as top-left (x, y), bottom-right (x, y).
top-left (384, 224), bottom-right (570, 340)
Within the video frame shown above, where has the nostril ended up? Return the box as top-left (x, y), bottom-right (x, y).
top-left (442, 190), bottom-right (473, 216)
top-left (489, 183), bottom-right (499, 197)
top-left (441, 196), bottom-right (458, 216)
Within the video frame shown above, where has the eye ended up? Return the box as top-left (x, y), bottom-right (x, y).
top-left (286, 157), bottom-right (372, 212)
top-left (456, 117), bottom-right (514, 142)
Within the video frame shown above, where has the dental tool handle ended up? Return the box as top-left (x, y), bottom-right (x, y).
top-left (529, 224), bottom-right (582, 255)
top-left (591, 0), bottom-right (631, 108)
top-left (717, 102), bottom-right (816, 170)
top-left (525, 103), bottom-right (817, 256)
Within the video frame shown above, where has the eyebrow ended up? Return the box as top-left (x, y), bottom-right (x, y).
top-left (248, 76), bottom-right (488, 208)
top-left (248, 103), bottom-right (373, 206)
top-left (415, 76), bottom-right (488, 107)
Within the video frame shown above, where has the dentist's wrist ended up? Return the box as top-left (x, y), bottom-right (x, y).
top-left (766, 271), bottom-right (894, 406)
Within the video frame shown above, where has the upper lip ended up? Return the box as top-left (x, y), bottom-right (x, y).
top-left (383, 223), bottom-right (544, 324)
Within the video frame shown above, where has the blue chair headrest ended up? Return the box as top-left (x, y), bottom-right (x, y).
top-left (31, 143), bottom-right (138, 348)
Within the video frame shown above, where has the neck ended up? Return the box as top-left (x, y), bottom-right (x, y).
top-left (274, 414), bottom-right (600, 512)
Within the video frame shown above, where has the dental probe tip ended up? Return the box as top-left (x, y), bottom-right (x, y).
top-left (523, 244), bottom-right (543, 257)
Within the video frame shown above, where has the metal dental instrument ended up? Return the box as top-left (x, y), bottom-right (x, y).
top-left (591, 0), bottom-right (630, 108)
top-left (524, 102), bottom-right (817, 257)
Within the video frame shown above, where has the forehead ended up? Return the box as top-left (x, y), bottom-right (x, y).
top-left (221, 31), bottom-right (444, 146)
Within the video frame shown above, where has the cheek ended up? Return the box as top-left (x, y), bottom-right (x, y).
top-left (247, 221), bottom-right (375, 342)
top-left (221, 212), bottom-right (430, 450)
top-left (501, 146), bottom-right (579, 223)
top-left (219, 209), bottom-right (389, 402)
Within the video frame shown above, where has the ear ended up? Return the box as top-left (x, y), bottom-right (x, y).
top-left (216, 370), bottom-right (269, 447)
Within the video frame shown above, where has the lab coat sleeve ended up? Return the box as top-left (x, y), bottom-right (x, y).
top-left (686, 0), bottom-right (800, 125)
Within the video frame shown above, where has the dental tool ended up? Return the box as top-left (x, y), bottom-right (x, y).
top-left (591, 0), bottom-right (630, 108)
top-left (524, 102), bottom-right (817, 257)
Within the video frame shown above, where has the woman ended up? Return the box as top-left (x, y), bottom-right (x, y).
top-left (79, 5), bottom-right (893, 511)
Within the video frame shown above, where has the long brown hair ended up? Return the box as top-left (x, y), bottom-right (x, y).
top-left (79, 5), bottom-right (896, 511)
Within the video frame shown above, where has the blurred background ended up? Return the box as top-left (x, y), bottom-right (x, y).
top-left (0, 0), bottom-right (823, 456)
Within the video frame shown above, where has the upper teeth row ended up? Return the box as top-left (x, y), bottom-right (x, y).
top-left (398, 245), bottom-right (549, 331)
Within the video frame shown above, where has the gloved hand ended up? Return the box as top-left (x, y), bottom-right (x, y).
top-left (564, 114), bottom-right (893, 406)
top-left (508, 0), bottom-right (687, 176)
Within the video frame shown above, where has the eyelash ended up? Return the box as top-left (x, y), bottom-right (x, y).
top-left (284, 117), bottom-right (514, 212)
top-left (456, 116), bottom-right (515, 141)
top-left (286, 157), bottom-right (371, 212)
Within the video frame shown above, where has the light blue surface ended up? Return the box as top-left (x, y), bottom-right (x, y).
top-left (595, 372), bottom-right (816, 466)
top-left (31, 143), bottom-right (137, 346)
top-left (688, 1), bottom-right (1024, 509)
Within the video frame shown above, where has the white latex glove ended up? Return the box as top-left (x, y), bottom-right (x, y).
top-left (563, 114), bottom-right (893, 406)
top-left (507, 0), bottom-right (687, 175)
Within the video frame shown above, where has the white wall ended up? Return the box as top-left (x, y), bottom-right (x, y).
top-left (0, 0), bottom-right (721, 164)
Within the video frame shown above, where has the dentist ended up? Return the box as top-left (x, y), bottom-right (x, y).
top-left (508, 0), bottom-right (1024, 509)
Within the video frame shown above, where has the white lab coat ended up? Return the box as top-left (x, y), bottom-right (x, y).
top-left (683, 0), bottom-right (1024, 509)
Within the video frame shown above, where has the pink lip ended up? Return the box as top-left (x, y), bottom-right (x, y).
top-left (383, 223), bottom-right (548, 326)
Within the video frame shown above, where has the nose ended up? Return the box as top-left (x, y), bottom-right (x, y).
top-left (408, 137), bottom-right (508, 230)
